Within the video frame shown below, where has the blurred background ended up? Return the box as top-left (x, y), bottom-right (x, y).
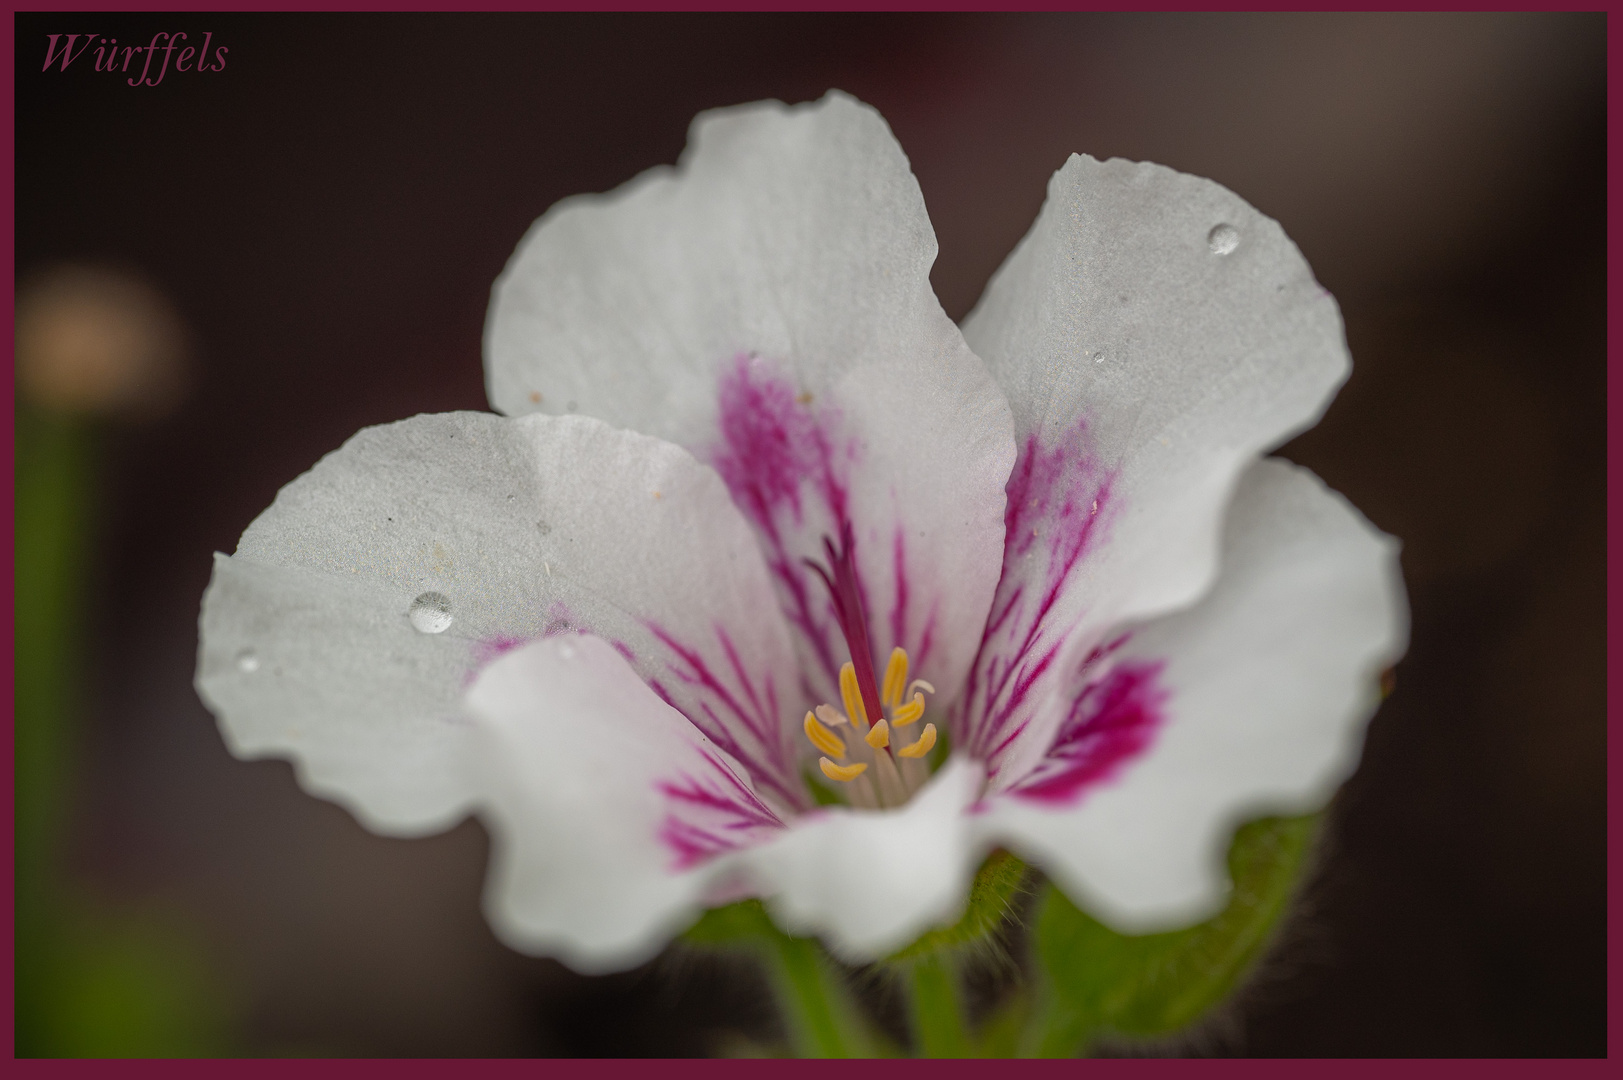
top-left (14, 13), bottom-right (1605, 1056)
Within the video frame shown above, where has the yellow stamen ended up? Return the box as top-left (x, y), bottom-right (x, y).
top-left (803, 711), bottom-right (846, 758)
top-left (890, 692), bottom-right (926, 727)
top-left (815, 703), bottom-right (847, 727)
top-left (882, 647), bottom-right (909, 708)
top-left (865, 719), bottom-right (890, 750)
top-left (896, 723), bottom-right (937, 759)
top-left (907, 679), bottom-right (935, 698)
top-left (820, 757), bottom-right (869, 783)
top-left (839, 661), bottom-right (868, 727)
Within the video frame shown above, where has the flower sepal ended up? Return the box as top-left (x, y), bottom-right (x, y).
top-left (883, 848), bottom-right (1029, 965)
top-left (1028, 813), bottom-right (1320, 1056)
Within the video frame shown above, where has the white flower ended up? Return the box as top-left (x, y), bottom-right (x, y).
top-left (196, 92), bottom-right (1407, 974)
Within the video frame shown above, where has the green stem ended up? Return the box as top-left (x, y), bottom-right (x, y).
top-left (16, 407), bottom-right (95, 1057)
top-left (762, 933), bottom-right (870, 1058)
top-left (1028, 1000), bottom-right (1096, 1058)
top-left (909, 953), bottom-right (971, 1057)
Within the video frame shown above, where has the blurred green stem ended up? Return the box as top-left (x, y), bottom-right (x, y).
top-left (16, 406), bottom-right (95, 1056)
top-left (908, 952), bottom-right (970, 1058)
top-left (762, 932), bottom-right (872, 1058)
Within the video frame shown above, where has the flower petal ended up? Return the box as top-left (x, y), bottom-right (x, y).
top-left (974, 458), bottom-right (1407, 931)
top-left (958, 155), bottom-right (1350, 782)
top-left (465, 634), bottom-right (782, 974)
top-left (735, 755), bottom-right (985, 962)
top-left (196, 411), bottom-right (806, 834)
top-left (486, 91), bottom-right (1014, 709)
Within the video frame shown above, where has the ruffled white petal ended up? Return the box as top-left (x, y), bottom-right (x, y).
top-left (959, 155), bottom-right (1350, 786)
top-left (465, 635), bottom-right (781, 974)
top-left (974, 458), bottom-right (1407, 932)
top-left (196, 411), bottom-right (805, 835)
top-left (486, 90), bottom-right (1013, 710)
top-left (196, 554), bottom-right (476, 832)
top-left (735, 755), bottom-right (985, 962)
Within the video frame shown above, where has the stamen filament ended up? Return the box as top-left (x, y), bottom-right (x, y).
top-left (897, 723), bottom-right (937, 759)
top-left (820, 758), bottom-right (868, 783)
top-left (803, 711), bottom-right (846, 758)
top-left (871, 747), bottom-right (907, 806)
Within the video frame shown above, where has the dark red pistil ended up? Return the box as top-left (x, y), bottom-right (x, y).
top-left (804, 522), bottom-right (885, 727)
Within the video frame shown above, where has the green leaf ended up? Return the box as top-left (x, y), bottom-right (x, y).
top-left (1030, 814), bottom-right (1319, 1056)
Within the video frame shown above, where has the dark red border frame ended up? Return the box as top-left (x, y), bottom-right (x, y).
top-left (6, 2), bottom-right (1614, 1068)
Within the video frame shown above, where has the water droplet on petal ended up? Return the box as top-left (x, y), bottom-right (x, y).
top-left (1092, 351), bottom-right (1105, 363)
top-left (1207, 223), bottom-right (1240, 256)
top-left (409, 591), bottom-right (453, 634)
top-left (565, 400), bottom-right (577, 413)
top-left (236, 648), bottom-right (260, 673)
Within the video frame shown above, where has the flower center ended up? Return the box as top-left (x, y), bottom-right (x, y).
top-left (802, 525), bottom-right (937, 809)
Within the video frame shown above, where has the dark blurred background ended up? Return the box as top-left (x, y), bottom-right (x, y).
top-left (14, 13), bottom-right (1605, 1056)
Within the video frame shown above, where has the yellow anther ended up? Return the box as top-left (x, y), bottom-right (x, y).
top-left (815, 703), bottom-right (847, 727)
top-left (803, 711), bottom-right (846, 758)
top-left (896, 723), bottom-right (937, 759)
top-left (839, 662), bottom-right (868, 727)
top-left (820, 757), bottom-right (869, 783)
top-left (890, 692), bottom-right (926, 727)
top-left (865, 718), bottom-right (890, 750)
top-left (882, 647), bottom-right (909, 708)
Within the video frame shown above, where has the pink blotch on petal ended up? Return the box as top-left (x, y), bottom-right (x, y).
top-left (709, 353), bottom-right (857, 688)
top-left (712, 353), bottom-right (833, 532)
top-left (957, 420), bottom-right (1117, 769)
top-left (1009, 658), bottom-right (1168, 805)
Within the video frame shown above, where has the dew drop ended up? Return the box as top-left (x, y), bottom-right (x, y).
top-left (409, 591), bottom-right (453, 634)
top-left (1092, 351), bottom-right (1105, 364)
top-left (235, 648), bottom-right (260, 673)
top-left (1207, 223), bottom-right (1240, 256)
top-left (565, 400), bottom-right (578, 413)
